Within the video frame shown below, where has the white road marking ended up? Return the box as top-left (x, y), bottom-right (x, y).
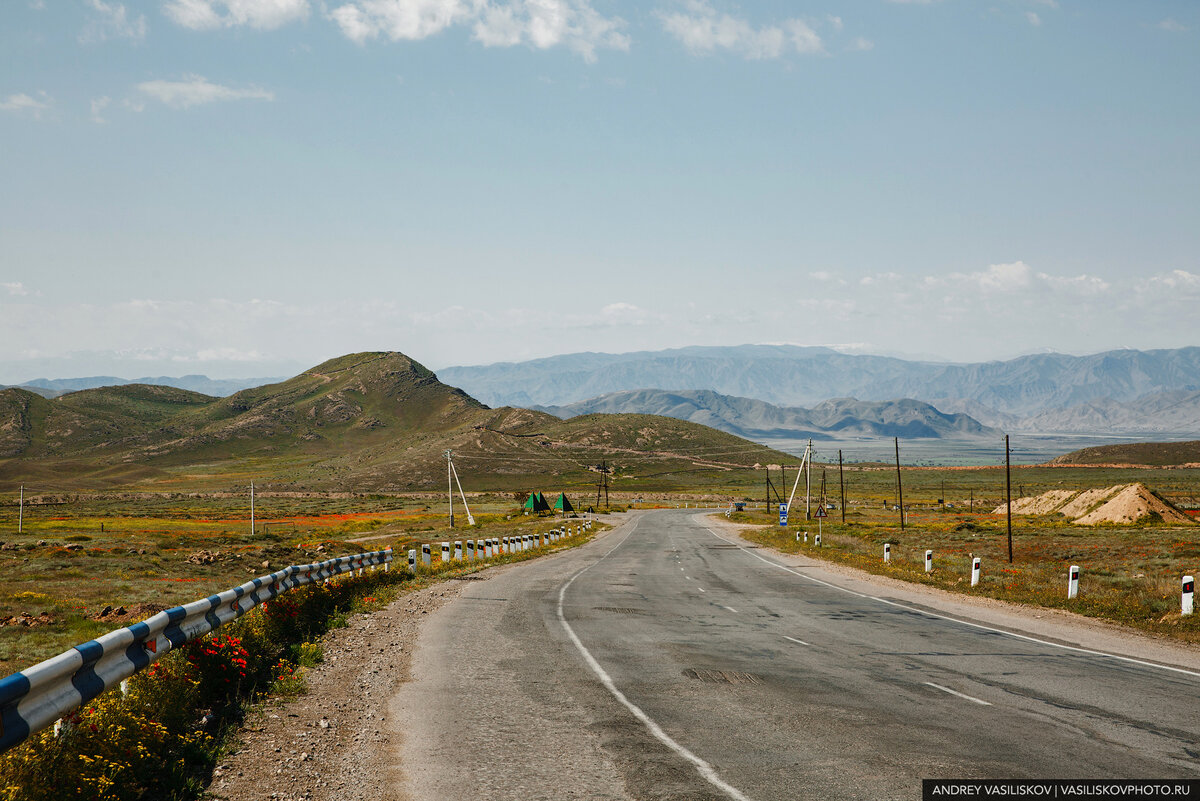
top-left (721, 605), bottom-right (738, 614)
top-left (924, 682), bottom-right (992, 706)
top-left (685, 575), bottom-right (692, 580)
top-left (697, 587), bottom-right (706, 593)
top-left (701, 522), bottom-right (1200, 681)
top-left (783, 635), bottom-right (810, 646)
top-left (557, 518), bottom-right (754, 801)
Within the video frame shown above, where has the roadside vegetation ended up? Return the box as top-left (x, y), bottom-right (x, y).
top-left (0, 495), bottom-right (596, 801)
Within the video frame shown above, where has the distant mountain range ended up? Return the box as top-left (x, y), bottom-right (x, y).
top-left (441, 345), bottom-right (1200, 435)
top-left (536, 390), bottom-right (997, 440)
top-left (2, 375), bottom-right (283, 399)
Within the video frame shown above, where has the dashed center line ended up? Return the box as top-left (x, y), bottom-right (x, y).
top-left (783, 635), bottom-right (810, 646)
top-left (721, 605), bottom-right (738, 614)
top-left (697, 587), bottom-right (706, 593)
top-left (924, 682), bottom-right (992, 706)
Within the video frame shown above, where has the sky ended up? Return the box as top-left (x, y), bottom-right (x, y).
top-left (1, 0), bottom-right (1197, 382)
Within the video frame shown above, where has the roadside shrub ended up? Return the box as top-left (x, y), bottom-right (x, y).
top-left (0, 568), bottom-right (411, 801)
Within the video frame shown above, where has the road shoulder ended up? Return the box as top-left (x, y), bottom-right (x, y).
top-left (704, 513), bottom-right (1200, 674)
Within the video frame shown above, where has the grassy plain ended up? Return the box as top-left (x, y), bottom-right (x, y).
top-left (0, 492), bottom-right (599, 672)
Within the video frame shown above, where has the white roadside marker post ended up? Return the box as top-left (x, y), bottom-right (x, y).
top-left (1068, 565), bottom-right (1080, 599)
top-left (384, 546), bottom-right (391, 571)
top-left (924, 550), bottom-right (933, 573)
top-left (441, 542), bottom-right (450, 563)
top-left (1183, 575), bottom-right (1194, 616)
top-left (815, 532), bottom-right (821, 547)
top-left (971, 557), bottom-right (981, 587)
top-left (455, 540), bottom-right (463, 560)
top-left (408, 549), bottom-right (416, 572)
top-left (467, 539), bottom-right (475, 561)
top-left (884, 543), bottom-right (891, 563)
top-left (421, 544), bottom-right (431, 568)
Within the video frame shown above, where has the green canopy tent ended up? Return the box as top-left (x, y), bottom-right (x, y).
top-left (522, 492), bottom-right (551, 514)
top-left (553, 493), bottom-right (575, 515)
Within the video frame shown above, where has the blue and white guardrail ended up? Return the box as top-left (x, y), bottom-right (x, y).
top-left (0, 547), bottom-right (392, 755)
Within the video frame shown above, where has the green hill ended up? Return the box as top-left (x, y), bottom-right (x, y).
top-left (0, 352), bottom-right (790, 492)
top-left (1049, 440), bottom-right (1200, 467)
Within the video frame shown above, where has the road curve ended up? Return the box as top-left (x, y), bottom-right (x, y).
top-left (391, 510), bottom-right (1200, 801)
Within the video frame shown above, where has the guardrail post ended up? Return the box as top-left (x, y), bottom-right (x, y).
top-left (1068, 565), bottom-right (1080, 599)
top-left (1183, 575), bottom-right (1194, 615)
top-left (925, 550), bottom-right (933, 573)
top-left (884, 543), bottom-right (891, 563)
top-left (971, 557), bottom-right (981, 587)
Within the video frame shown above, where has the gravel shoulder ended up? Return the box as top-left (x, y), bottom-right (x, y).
top-left (204, 577), bottom-right (475, 801)
top-left (706, 513), bottom-right (1200, 673)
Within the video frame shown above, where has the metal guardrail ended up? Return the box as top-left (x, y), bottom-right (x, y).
top-left (0, 547), bottom-right (392, 755)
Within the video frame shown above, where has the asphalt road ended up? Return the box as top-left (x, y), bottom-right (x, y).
top-left (392, 510), bottom-right (1200, 801)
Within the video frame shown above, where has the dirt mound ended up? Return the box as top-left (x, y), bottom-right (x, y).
top-left (1004, 489), bottom-right (1076, 515)
top-left (995, 483), bottom-right (1193, 526)
top-left (1074, 484), bottom-right (1195, 526)
top-left (1056, 486), bottom-right (1122, 518)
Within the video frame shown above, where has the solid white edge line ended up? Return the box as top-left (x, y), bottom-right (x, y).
top-left (924, 682), bottom-right (993, 706)
top-left (722, 605), bottom-right (739, 614)
top-left (783, 635), bottom-right (810, 647)
top-left (697, 587), bottom-right (706, 593)
top-left (702, 524), bottom-right (1200, 681)
top-left (558, 518), bottom-right (754, 801)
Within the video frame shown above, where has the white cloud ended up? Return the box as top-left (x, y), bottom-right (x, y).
top-left (1157, 18), bottom-right (1188, 33)
top-left (1146, 270), bottom-right (1200, 292)
top-left (90, 96), bottom-right (112, 123)
top-left (0, 92), bottom-right (52, 118)
top-left (80, 0), bottom-right (147, 43)
top-left (327, 0), bottom-right (469, 42)
top-left (1025, 11), bottom-right (1041, 27)
top-left (328, 0), bottom-right (628, 60)
top-left (137, 75), bottom-right (275, 108)
top-left (657, 0), bottom-right (823, 59)
top-left (472, 0), bottom-right (630, 62)
top-left (848, 36), bottom-right (873, 51)
top-left (825, 15), bottom-right (842, 32)
top-left (1037, 272), bottom-right (1110, 295)
top-left (947, 261), bottom-right (1034, 292)
top-left (164, 0), bottom-right (310, 31)
top-left (2, 283), bottom-right (30, 297)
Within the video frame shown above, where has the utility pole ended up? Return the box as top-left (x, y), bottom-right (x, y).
top-left (250, 481), bottom-right (255, 536)
top-left (805, 439), bottom-right (812, 520)
top-left (838, 450), bottom-right (845, 524)
top-left (18, 485), bottom-right (23, 534)
top-left (765, 471), bottom-right (772, 513)
top-left (595, 460), bottom-right (610, 509)
top-left (1005, 435), bottom-right (1014, 564)
top-left (894, 437), bottom-right (905, 532)
top-left (446, 450), bottom-right (454, 528)
top-left (941, 479), bottom-right (946, 512)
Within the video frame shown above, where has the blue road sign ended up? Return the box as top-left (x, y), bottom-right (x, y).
top-left (779, 503), bottom-right (789, 526)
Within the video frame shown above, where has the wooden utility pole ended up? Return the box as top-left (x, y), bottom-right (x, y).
top-left (838, 450), bottom-right (846, 524)
top-left (1005, 435), bottom-right (1014, 563)
top-left (894, 437), bottom-right (905, 532)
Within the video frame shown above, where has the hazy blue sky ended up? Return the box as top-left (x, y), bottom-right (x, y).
top-left (1, 0), bottom-right (1196, 381)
